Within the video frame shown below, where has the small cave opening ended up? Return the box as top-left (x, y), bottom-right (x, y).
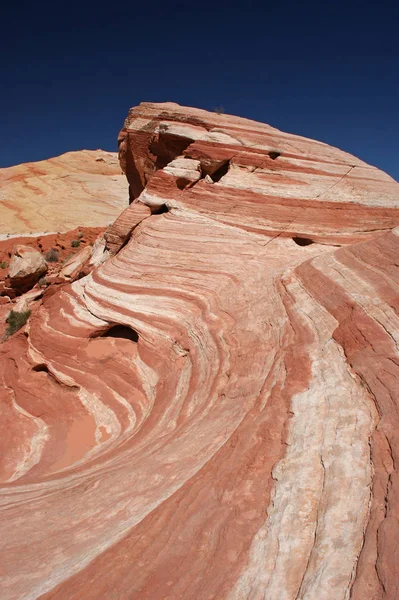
top-left (269, 151), bottom-right (281, 160)
top-left (125, 148), bottom-right (145, 204)
top-left (211, 160), bottom-right (230, 182)
top-left (292, 236), bottom-right (315, 247)
top-left (149, 134), bottom-right (193, 171)
top-left (103, 324), bottom-right (139, 342)
top-left (176, 177), bottom-right (190, 190)
top-left (151, 203), bottom-right (170, 215)
top-left (33, 364), bottom-right (50, 373)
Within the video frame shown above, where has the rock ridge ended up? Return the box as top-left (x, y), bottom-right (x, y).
top-left (1, 103), bottom-right (399, 600)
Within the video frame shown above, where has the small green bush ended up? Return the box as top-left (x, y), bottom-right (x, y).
top-left (44, 248), bottom-right (59, 262)
top-left (213, 106), bottom-right (225, 115)
top-left (0, 261), bottom-right (8, 269)
top-left (38, 276), bottom-right (48, 287)
top-left (71, 240), bottom-right (81, 248)
top-left (4, 309), bottom-right (31, 339)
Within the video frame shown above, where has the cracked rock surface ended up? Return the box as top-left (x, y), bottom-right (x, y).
top-left (1, 102), bottom-right (399, 599)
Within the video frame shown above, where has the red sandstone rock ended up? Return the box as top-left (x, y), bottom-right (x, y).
top-left (12, 288), bottom-right (43, 313)
top-left (60, 246), bottom-right (93, 280)
top-left (8, 244), bottom-right (48, 291)
top-left (104, 202), bottom-right (151, 254)
top-left (1, 103), bottom-right (399, 600)
top-left (0, 227), bottom-right (105, 292)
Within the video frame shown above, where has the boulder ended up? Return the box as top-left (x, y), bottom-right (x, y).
top-left (8, 245), bottom-right (47, 291)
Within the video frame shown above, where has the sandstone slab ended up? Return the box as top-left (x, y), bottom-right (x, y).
top-left (60, 246), bottom-right (93, 280)
top-left (0, 150), bottom-right (128, 236)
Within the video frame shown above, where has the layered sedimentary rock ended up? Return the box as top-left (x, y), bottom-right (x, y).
top-left (0, 150), bottom-right (127, 236)
top-left (1, 103), bottom-right (399, 600)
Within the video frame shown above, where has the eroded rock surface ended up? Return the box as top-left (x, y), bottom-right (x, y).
top-left (1, 103), bottom-right (399, 600)
top-left (0, 150), bottom-right (127, 236)
top-left (8, 245), bottom-right (48, 290)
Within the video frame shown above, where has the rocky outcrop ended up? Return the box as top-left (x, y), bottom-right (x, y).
top-left (0, 150), bottom-right (127, 236)
top-left (1, 103), bottom-right (399, 600)
top-left (59, 246), bottom-right (93, 280)
top-left (8, 245), bottom-right (47, 290)
top-left (104, 202), bottom-right (151, 254)
top-left (0, 227), bottom-right (107, 301)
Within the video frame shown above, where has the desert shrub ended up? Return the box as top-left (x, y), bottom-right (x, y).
top-left (4, 309), bottom-right (31, 339)
top-left (77, 232), bottom-right (84, 239)
top-left (71, 240), bottom-right (81, 248)
top-left (213, 106), bottom-right (225, 115)
top-left (44, 248), bottom-right (59, 262)
top-left (0, 261), bottom-right (8, 269)
top-left (38, 276), bottom-right (48, 287)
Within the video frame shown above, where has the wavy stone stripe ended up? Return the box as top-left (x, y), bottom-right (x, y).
top-left (1, 103), bottom-right (399, 599)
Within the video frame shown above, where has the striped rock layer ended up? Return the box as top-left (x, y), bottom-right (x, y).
top-left (0, 150), bottom-right (127, 236)
top-left (1, 103), bottom-right (399, 600)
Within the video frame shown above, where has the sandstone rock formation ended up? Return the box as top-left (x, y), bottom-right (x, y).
top-left (8, 244), bottom-right (48, 290)
top-left (59, 245), bottom-right (94, 280)
top-left (1, 102), bottom-right (399, 600)
top-left (0, 150), bottom-right (127, 236)
top-left (0, 227), bottom-right (105, 300)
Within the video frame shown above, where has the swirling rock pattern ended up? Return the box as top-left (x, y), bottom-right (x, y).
top-left (1, 103), bottom-right (399, 599)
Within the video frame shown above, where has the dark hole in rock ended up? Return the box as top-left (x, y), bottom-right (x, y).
top-left (269, 151), bottom-right (281, 160)
top-left (151, 204), bottom-right (169, 214)
top-left (126, 133), bottom-right (194, 204)
top-left (33, 364), bottom-right (49, 373)
top-left (211, 160), bottom-right (230, 182)
top-left (176, 177), bottom-right (190, 190)
top-left (149, 134), bottom-right (193, 171)
top-left (292, 236), bottom-right (314, 246)
top-left (103, 324), bottom-right (139, 342)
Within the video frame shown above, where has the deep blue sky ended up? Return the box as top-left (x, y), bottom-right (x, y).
top-left (1, 0), bottom-right (398, 180)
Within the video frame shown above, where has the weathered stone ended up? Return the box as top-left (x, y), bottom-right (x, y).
top-left (0, 150), bottom-right (127, 236)
top-left (1, 103), bottom-right (399, 600)
top-left (59, 246), bottom-right (93, 280)
top-left (89, 235), bottom-right (109, 266)
top-left (8, 245), bottom-right (47, 290)
top-left (104, 202), bottom-right (151, 254)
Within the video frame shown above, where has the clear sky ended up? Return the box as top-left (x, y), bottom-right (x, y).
top-left (1, 0), bottom-right (398, 180)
